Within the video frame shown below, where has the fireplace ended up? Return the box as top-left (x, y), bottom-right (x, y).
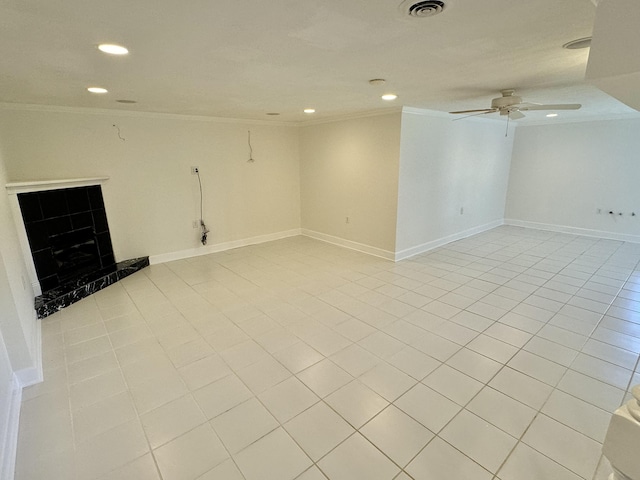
top-left (50, 227), bottom-right (101, 282)
top-left (18, 185), bottom-right (116, 292)
top-left (7, 179), bottom-right (149, 318)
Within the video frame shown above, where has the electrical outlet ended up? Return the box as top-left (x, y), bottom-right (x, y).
top-left (191, 166), bottom-right (199, 175)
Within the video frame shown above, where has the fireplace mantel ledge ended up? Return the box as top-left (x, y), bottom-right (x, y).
top-left (5, 177), bottom-right (109, 195)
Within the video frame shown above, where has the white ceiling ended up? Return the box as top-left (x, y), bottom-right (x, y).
top-left (1, 0), bottom-right (638, 124)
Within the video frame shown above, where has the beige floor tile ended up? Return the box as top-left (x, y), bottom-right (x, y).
top-left (193, 374), bottom-right (253, 419)
top-left (97, 454), bottom-right (161, 480)
top-left (440, 410), bottom-right (517, 473)
top-left (70, 369), bottom-right (128, 411)
top-left (153, 424), bottom-right (229, 480)
top-left (73, 391), bottom-right (137, 442)
top-left (361, 405), bottom-right (434, 467)
top-left (236, 355), bottom-right (291, 394)
top-left (330, 344), bottom-right (381, 377)
top-left (325, 380), bottom-right (389, 428)
top-left (17, 230), bottom-right (640, 480)
top-left (141, 394), bottom-right (207, 448)
top-left (211, 398), bottom-right (278, 453)
top-left (285, 401), bottom-right (354, 460)
top-left (387, 346), bottom-right (440, 380)
top-left (522, 414), bottom-right (601, 479)
top-left (129, 370), bottom-right (188, 414)
top-left (234, 428), bottom-right (312, 480)
top-left (297, 359), bottom-right (353, 398)
top-left (258, 376), bottom-right (320, 423)
top-left (178, 354), bottom-right (232, 391)
top-left (423, 364), bottom-right (483, 406)
top-left (75, 419), bottom-right (149, 480)
top-left (359, 362), bottom-right (416, 401)
top-left (498, 442), bottom-right (582, 480)
top-left (274, 341), bottom-right (325, 373)
top-left (406, 437), bottom-right (492, 480)
top-left (197, 458), bottom-right (245, 480)
top-left (467, 386), bottom-right (536, 438)
top-left (318, 433), bottom-right (400, 480)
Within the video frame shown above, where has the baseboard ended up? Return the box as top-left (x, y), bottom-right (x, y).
top-left (301, 229), bottom-right (396, 261)
top-left (149, 229), bottom-right (303, 265)
top-left (394, 220), bottom-right (505, 261)
top-left (0, 375), bottom-right (22, 480)
top-left (504, 219), bottom-right (640, 244)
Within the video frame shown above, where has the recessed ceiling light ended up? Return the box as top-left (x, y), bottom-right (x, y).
top-left (369, 79), bottom-right (386, 86)
top-left (562, 37), bottom-right (592, 50)
top-left (546, 113), bottom-right (558, 118)
top-left (304, 108), bottom-right (316, 114)
top-left (266, 112), bottom-right (280, 116)
top-left (381, 94), bottom-right (398, 101)
top-left (116, 99), bottom-right (137, 104)
top-left (87, 87), bottom-right (108, 94)
top-left (98, 44), bottom-right (129, 55)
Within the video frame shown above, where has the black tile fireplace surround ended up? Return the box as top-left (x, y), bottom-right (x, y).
top-left (17, 185), bottom-right (148, 318)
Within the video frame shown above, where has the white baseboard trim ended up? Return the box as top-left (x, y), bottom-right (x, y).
top-left (394, 220), bottom-right (505, 261)
top-left (0, 375), bottom-right (22, 480)
top-left (149, 229), bottom-right (303, 265)
top-left (504, 219), bottom-right (640, 244)
top-left (301, 229), bottom-right (396, 261)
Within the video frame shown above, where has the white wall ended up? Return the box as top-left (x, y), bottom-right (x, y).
top-left (0, 106), bottom-right (301, 261)
top-left (395, 110), bottom-right (514, 256)
top-left (299, 112), bottom-right (402, 256)
top-left (505, 118), bottom-right (640, 241)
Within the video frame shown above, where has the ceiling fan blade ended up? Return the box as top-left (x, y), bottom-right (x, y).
top-left (519, 104), bottom-right (581, 111)
top-left (449, 108), bottom-right (497, 114)
top-left (509, 110), bottom-right (525, 120)
top-left (452, 110), bottom-right (498, 121)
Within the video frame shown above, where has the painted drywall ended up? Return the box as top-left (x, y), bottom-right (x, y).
top-left (299, 112), bottom-right (402, 255)
top-left (0, 107), bottom-right (301, 261)
top-left (0, 154), bottom-right (36, 373)
top-left (505, 118), bottom-right (640, 241)
top-left (395, 110), bottom-right (514, 255)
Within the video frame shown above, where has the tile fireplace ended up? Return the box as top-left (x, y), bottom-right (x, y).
top-left (6, 178), bottom-right (148, 318)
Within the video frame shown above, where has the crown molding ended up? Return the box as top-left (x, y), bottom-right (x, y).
top-left (0, 102), bottom-right (298, 127)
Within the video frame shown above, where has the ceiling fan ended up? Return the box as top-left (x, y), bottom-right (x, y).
top-left (449, 89), bottom-right (581, 120)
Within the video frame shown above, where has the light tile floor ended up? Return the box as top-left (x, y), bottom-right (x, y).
top-left (16, 226), bottom-right (640, 480)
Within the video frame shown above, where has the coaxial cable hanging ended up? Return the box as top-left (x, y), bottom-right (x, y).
top-left (195, 169), bottom-right (210, 245)
top-left (248, 130), bottom-right (255, 163)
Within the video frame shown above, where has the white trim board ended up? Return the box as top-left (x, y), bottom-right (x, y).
top-left (14, 315), bottom-right (42, 389)
top-left (149, 229), bottom-right (302, 264)
top-left (504, 219), bottom-right (640, 243)
top-left (301, 229), bottom-right (395, 261)
top-left (5, 176), bottom-right (109, 195)
top-left (394, 220), bottom-right (505, 261)
top-left (1, 315), bottom-right (42, 480)
top-left (0, 375), bottom-right (22, 480)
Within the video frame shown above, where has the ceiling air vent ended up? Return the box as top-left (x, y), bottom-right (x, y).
top-left (401, 0), bottom-right (446, 18)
